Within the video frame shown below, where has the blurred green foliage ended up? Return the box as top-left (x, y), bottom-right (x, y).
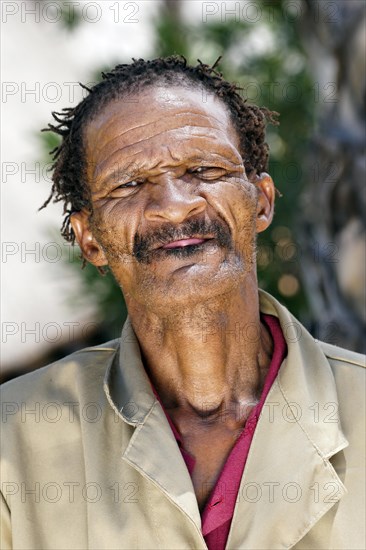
top-left (41, 0), bottom-right (316, 340)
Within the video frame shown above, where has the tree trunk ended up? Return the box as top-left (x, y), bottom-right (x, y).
top-left (296, 0), bottom-right (366, 352)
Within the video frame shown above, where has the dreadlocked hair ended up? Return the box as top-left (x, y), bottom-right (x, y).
top-left (40, 55), bottom-right (279, 248)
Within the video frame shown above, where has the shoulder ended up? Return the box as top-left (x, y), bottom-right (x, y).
top-left (0, 340), bottom-right (122, 494)
top-left (318, 342), bottom-right (365, 437)
top-left (318, 341), bottom-right (365, 403)
top-left (319, 340), bottom-right (365, 371)
top-left (0, 339), bottom-right (120, 405)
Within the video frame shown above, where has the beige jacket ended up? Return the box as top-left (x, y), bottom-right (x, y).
top-left (1, 291), bottom-right (365, 550)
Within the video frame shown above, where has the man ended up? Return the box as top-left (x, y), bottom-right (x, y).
top-left (1, 57), bottom-right (365, 550)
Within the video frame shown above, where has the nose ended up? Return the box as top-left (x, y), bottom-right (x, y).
top-left (144, 176), bottom-right (207, 224)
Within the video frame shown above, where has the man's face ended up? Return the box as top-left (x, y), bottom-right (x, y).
top-left (72, 85), bottom-right (274, 313)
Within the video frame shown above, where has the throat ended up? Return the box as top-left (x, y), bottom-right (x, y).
top-left (188, 401), bottom-right (223, 420)
top-left (177, 419), bottom-right (248, 512)
top-left (167, 394), bottom-right (259, 442)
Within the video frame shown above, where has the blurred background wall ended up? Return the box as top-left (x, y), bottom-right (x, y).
top-left (1, 0), bottom-right (365, 382)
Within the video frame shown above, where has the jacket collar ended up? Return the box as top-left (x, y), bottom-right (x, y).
top-left (104, 316), bottom-right (156, 425)
top-left (104, 290), bottom-right (349, 547)
top-left (258, 289), bottom-right (348, 457)
top-left (227, 290), bottom-right (349, 548)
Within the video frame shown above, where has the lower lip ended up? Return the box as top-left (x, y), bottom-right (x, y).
top-left (162, 238), bottom-right (207, 249)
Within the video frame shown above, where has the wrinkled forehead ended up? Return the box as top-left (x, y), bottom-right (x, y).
top-left (83, 85), bottom-right (240, 160)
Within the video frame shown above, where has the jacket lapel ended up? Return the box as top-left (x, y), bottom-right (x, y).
top-left (122, 403), bottom-right (202, 530)
top-left (227, 292), bottom-right (349, 549)
top-left (104, 318), bottom-right (202, 534)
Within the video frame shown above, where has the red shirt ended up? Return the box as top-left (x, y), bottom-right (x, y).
top-left (153, 314), bottom-right (287, 550)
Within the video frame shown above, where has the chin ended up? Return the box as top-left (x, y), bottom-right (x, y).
top-left (132, 255), bottom-right (253, 314)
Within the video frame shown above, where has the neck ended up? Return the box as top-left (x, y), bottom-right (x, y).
top-left (125, 277), bottom-right (273, 430)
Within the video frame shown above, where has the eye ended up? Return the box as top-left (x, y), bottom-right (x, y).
top-left (189, 166), bottom-right (227, 180)
top-left (191, 167), bottom-right (213, 173)
top-left (107, 178), bottom-right (145, 199)
top-left (116, 178), bottom-right (145, 189)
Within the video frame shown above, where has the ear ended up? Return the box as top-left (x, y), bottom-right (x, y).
top-left (252, 172), bottom-right (275, 233)
top-left (70, 210), bottom-right (108, 267)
